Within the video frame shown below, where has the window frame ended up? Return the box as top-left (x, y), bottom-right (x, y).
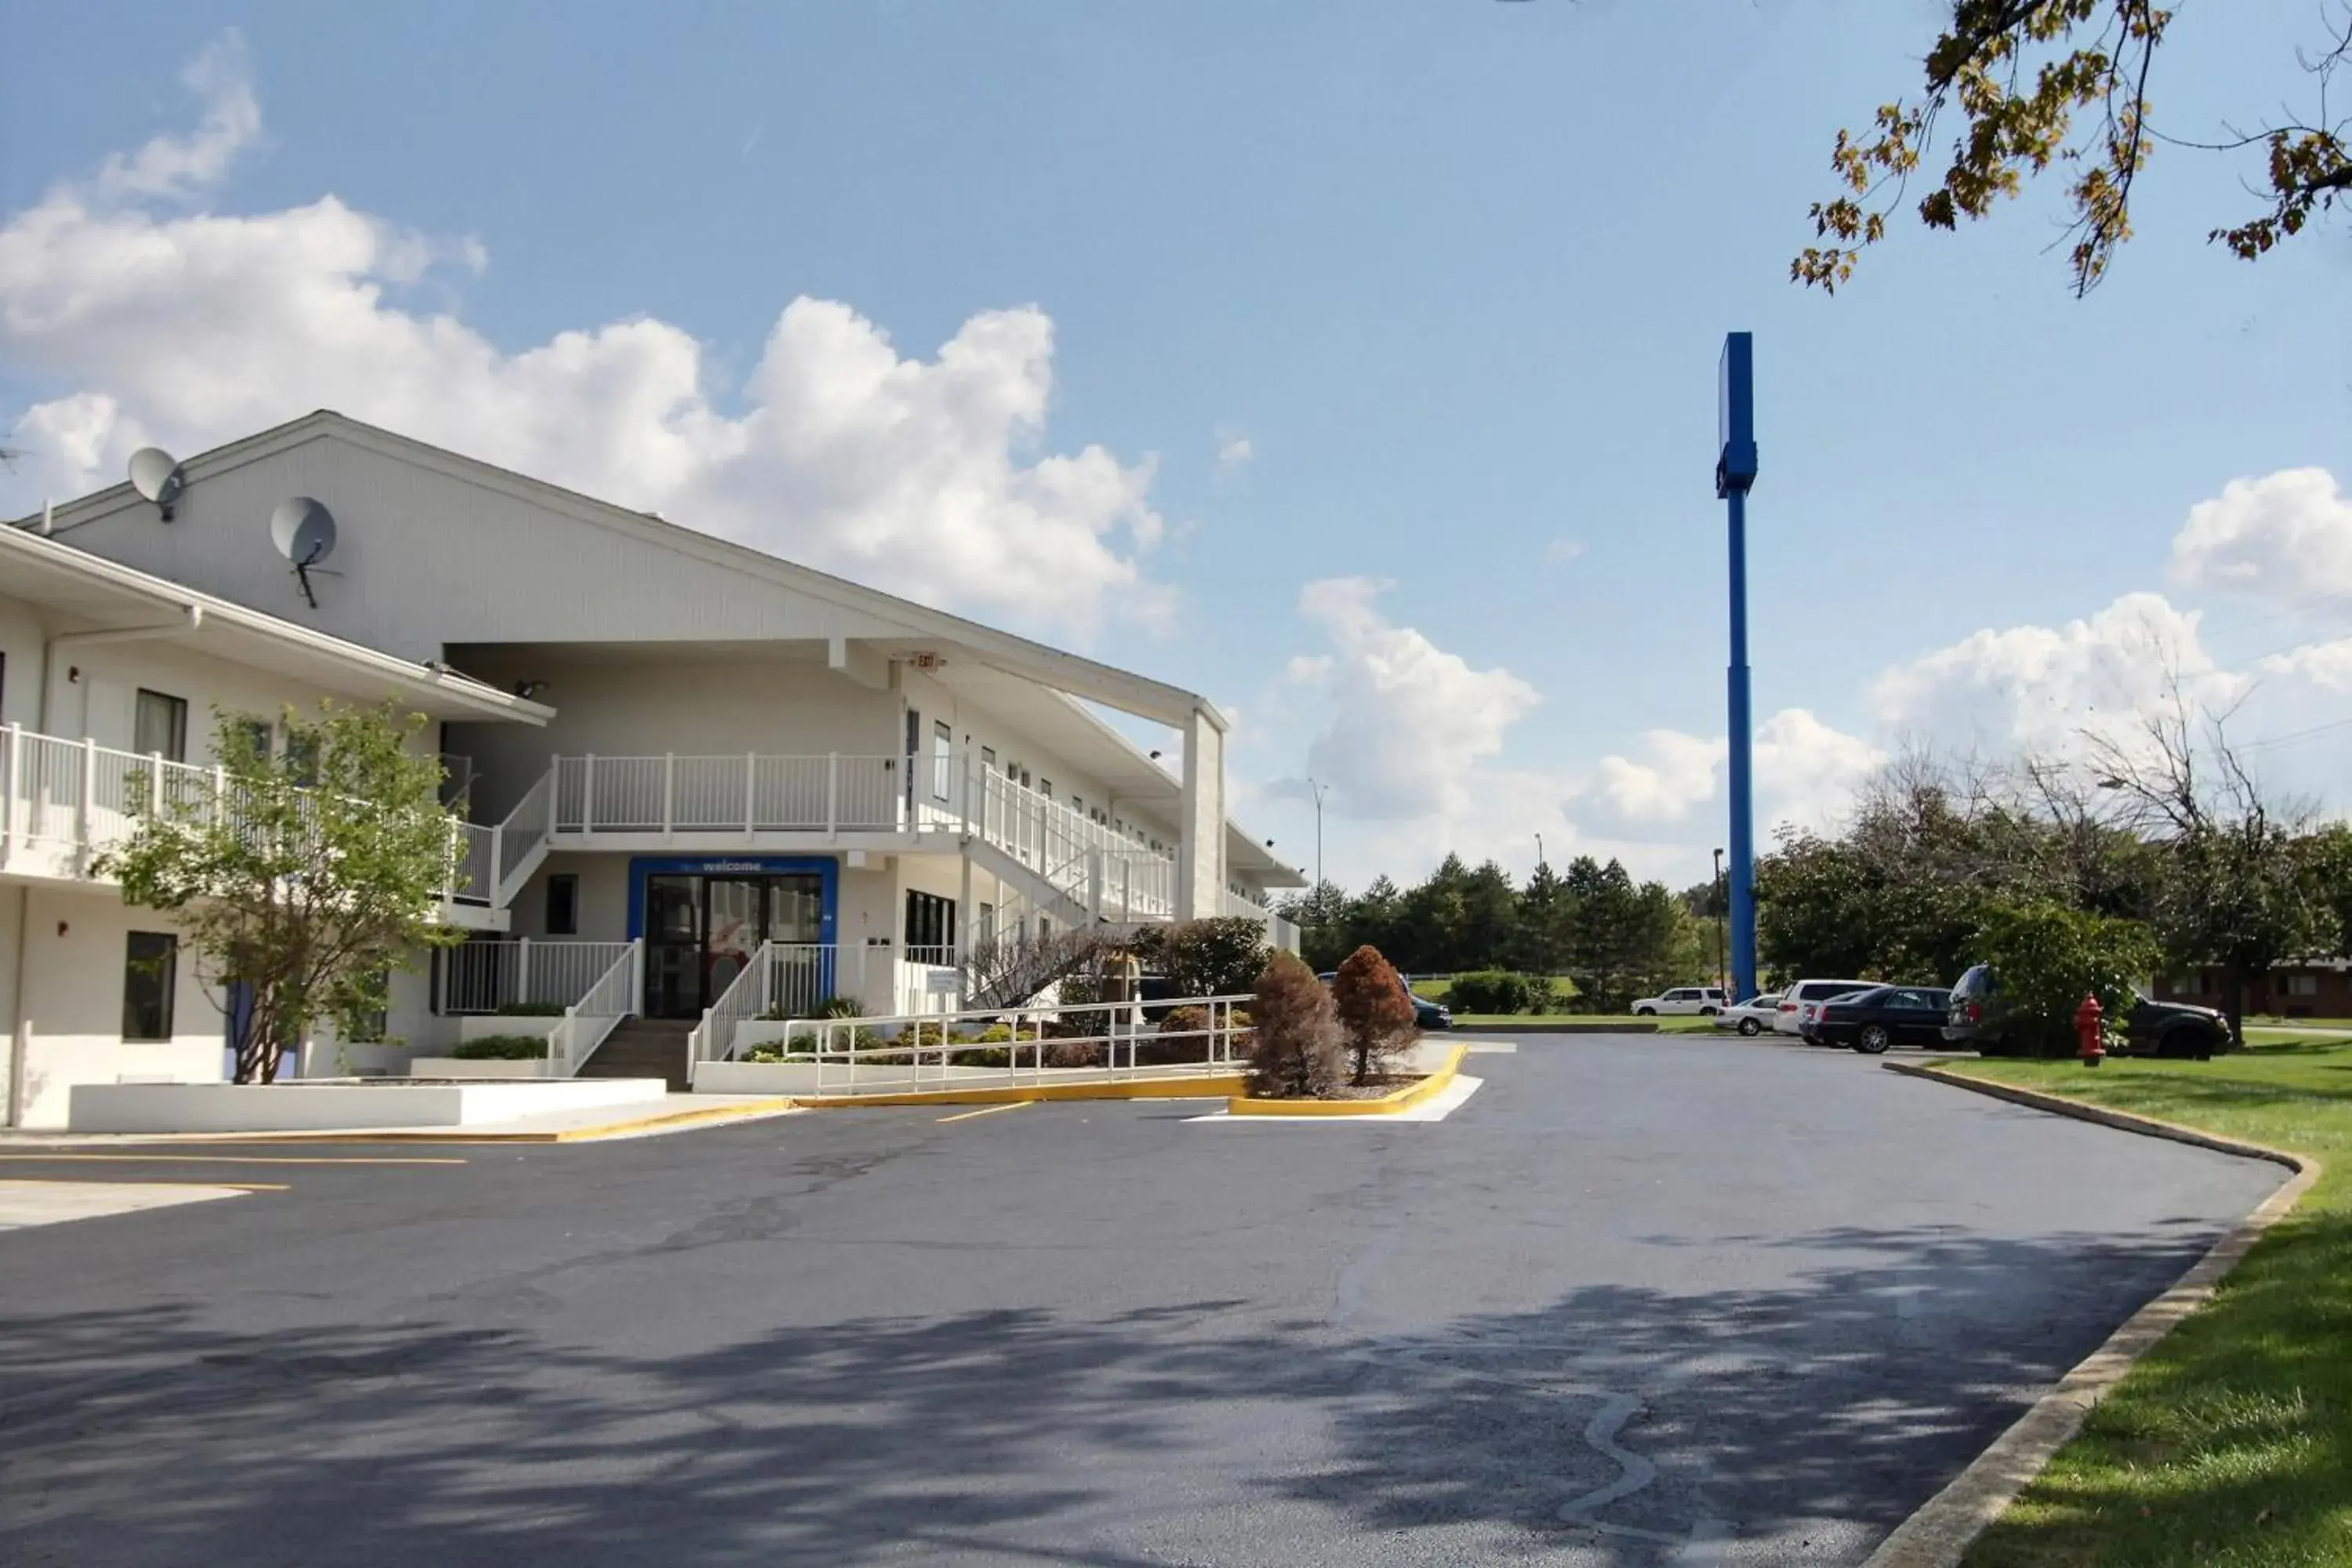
top-left (545, 873), bottom-right (580, 937)
top-left (122, 930), bottom-right (180, 1041)
top-left (133, 688), bottom-right (189, 764)
top-left (931, 720), bottom-right (953, 803)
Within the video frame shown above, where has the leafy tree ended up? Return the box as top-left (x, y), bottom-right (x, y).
top-left (1458, 860), bottom-right (1519, 974)
top-left (1246, 952), bottom-right (1345, 1098)
top-left (2308, 823), bottom-right (2352, 958)
top-left (95, 702), bottom-right (465, 1084)
top-left (1127, 917), bottom-right (1271, 998)
top-left (1279, 880), bottom-right (1353, 971)
top-left (1331, 945), bottom-right (1417, 1084)
top-left (1798, 3), bottom-right (2352, 296)
top-left (1966, 898), bottom-right (2162, 1057)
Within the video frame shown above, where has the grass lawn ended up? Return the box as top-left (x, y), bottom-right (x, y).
top-left (1942, 1038), bottom-right (2352, 1566)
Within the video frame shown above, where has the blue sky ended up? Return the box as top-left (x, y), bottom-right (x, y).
top-left (4, 1), bottom-right (2349, 891)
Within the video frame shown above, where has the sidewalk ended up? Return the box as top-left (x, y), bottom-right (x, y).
top-left (0, 1094), bottom-right (800, 1147)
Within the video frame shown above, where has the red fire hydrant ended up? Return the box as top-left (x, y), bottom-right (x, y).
top-left (2075, 993), bottom-right (2106, 1069)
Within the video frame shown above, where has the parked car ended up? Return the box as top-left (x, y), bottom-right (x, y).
top-left (1810, 985), bottom-right (1954, 1054)
top-left (1318, 971), bottom-right (1454, 1032)
top-left (1711, 993), bottom-right (1784, 1036)
top-left (1777, 978), bottom-right (1877, 1036)
top-left (1631, 986), bottom-right (1726, 1017)
top-left (1944, 964), bottom-right (2232, 1058)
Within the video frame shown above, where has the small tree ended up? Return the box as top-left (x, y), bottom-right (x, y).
top-left (1331, 944), bottom-right (1417, 1084)
top-left (1127, 916), bottom-right (1270, 998)
top-left (1968, 898), bottom-right (2162, 1058)
top-left (959, 925), bottom-right (1116, 1011)
top-left (1245, 952), bottom-right (1344, 1098)
top-left (95, 702), bottom-right (465, 1084)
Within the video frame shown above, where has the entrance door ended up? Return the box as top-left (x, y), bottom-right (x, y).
top-left (645, 875), bottom-right (702, 1019)
top-left (704, 877), bottom-right (763, 1008)
top-left (763, 873), bottom-right (829, 1014)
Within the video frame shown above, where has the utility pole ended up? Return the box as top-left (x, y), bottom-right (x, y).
top-left (1715, 332), bottom-right (1760, 1003)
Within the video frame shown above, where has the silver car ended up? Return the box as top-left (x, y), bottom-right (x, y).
top-left (1711, 993), bottom-right (1784, 1036)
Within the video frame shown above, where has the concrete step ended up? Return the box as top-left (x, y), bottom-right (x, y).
top-left (579, 1018), bottom-right (695, 1091)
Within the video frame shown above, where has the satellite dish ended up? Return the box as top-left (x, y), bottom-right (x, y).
top-left (270, 497), bottom-right (339, 608)
top-left (128, 448), bottom-right (186, 521)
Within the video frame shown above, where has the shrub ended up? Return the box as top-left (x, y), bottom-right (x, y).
top-left (1245, 952), bottom-right (1345, 1098)
top-left (815, 995), bottom-right (865, 1018)
top-left (495, 1000), bottom-right (565, 1018)
top-left (1129, 918), bottom-right (1272, 999)
top-left (1967, 898), bottom-right (2162, 1058)
top-left (449, 1033), bottom-right (550, 1060)
top-left (1332, 945), bottom-right (1417, 1083)
top-left (1448, 971), bottom-right (1545, 1015)
top-left (1042, 1038), bottom-right (1103, 1069)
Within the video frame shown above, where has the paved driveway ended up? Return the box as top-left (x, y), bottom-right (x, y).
top-left (0, 1035), bottom-right (2282, 1566)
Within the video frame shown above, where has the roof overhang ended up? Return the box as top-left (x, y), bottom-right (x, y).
top-left (0, 524), bottom-right (551, 725)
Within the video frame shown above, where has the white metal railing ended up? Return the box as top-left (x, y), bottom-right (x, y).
top-left (437, 938), bottom-right (637, 1014)
top-left (2, 724), bottom-right (495, 911)
top-left (779, 992), bottom-right (1253, 1096)
top-left (548, 940), bottom-right (642, 1076)
top-left (552, 753), bottom-right (902, 835)
top-left (688, 942), bottom-right (946, 1074)
top-left (490, 768), bottom-right (554, 906)
top-left (1222, 889), bottom-right (1301, 953)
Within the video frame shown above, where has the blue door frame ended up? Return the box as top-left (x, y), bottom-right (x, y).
top-left (625, 855), bottom-right (840, 946)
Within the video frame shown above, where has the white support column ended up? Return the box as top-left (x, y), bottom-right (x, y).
top-left (583, 754), bottom-right (598, 838)
top-left (826, 753), bottom-right (840, 840)
top-left (2, 723), bottom-right (18, 857)
top-left (76, 736), bottom-right (96, 866)
top-left (744, 753), bottom-right (758, 840)
top-left (662, 753), bottom-right (677, 840)
top-left (1174, 707), bottom-right (1225, 922)
top-left (956, 846), bottom-right (975, 1008)
top-left (516, 938), bottom-right (532, 1008)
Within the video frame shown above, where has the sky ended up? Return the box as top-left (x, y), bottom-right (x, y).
top-left (3, 1), bottom-right (2349, 895)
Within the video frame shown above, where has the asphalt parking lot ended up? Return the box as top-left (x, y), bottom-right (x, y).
top-left (0, 1033), bottom-right (2283, 1566)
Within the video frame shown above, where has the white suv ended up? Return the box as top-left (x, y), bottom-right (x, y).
top-left (1632, 986), bottom-right (1726, 1017)
top-left (1777, 978), bottom-right (1876, 1036)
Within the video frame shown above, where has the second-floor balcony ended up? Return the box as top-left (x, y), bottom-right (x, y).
top-left (1, 724), bottom-right (507, 928)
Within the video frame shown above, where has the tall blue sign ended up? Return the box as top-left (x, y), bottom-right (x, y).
top-left (1716, 333), bottom-right (1759, 1003)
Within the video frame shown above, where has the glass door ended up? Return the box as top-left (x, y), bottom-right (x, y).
top-left (645, 875), bottom-right (702, 1019)
top-left (704, 877), bottom-right (762, 1007)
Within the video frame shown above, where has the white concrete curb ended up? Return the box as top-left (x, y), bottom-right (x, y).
top-left (1861, 1061), bottom-right (2320, 1568)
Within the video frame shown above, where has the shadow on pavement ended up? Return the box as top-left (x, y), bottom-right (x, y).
top-left (0, 1219), bottom-right (2231, 1566)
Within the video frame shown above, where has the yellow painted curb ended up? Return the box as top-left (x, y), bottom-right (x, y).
top-left (792, 1073), bottom-right (1243, 1109)
top-left (1862, 1060), bottom-right (2321, 1568)
top-left (1226, 1043), bottom-right (1468, 1117)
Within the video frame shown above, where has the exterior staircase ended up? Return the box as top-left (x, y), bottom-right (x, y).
top-left (578, 1017), bottom-right (694, 1092)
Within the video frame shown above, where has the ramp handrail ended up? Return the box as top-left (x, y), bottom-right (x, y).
top-left (780, 993), bottom-right (1254, 1096)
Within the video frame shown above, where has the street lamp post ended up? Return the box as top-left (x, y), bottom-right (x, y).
top-left (1716, 332), bottom-right (1760, 1003)
top-left (1305, 777), bottom-right (1327, 897)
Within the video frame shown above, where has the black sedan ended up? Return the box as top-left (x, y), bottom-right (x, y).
top-left (1811, 985), bottom-right (1953, 1054)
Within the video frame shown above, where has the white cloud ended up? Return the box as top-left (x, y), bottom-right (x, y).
top-left (2171, 467), bottom-right (2352, 604)
top-left (1584, 730), bottom-right (1726, 824)
top-left (1544, 537), bottom-right (1585, 566)
top-left (1216, 432), bottom-right (1253, 473)
top-left (0, 37), bottom-right (1167, 640)
top-left (1287, 577), bottom-right (1539, 818)
top-left (1867, 592), bottom-right (2243, 754)
top-left (2260, 636), bottom-right (2352, 693)
top-left (92, 32), bottom-right (260, 202)
top-left (1573, 708), bottom-right (1883, 840)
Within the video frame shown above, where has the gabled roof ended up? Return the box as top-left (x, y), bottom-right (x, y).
top-left (13, 409), bottom-right (1229, 734)
top-left (0, 522), bottom-right (550, 725)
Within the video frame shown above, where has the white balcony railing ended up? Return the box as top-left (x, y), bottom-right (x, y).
top-left (548, 941), bottom-right (642, 1077)
top-left (552, 753), bottom-right (902, 835)
top-left (435, 938), bottom-right (639, 1014)
top-left (0, 724), bottom-right (500, 912)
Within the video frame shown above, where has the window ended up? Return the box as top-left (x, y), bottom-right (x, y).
top-left (1071, 793), bottom-right (1085, 819)
top-left (546, 873), bottom-right (579, 936)
top-left (284, 730), bottom-right (322, 786)
top-left (932, 720), bottom-right (953, 802)
top-left (981, 746), bottom-right (997, 775)
top-left (227, 716), bottom-right (274, 763)
top-left (977, 902), bottom-right (996, 946)
top-left (904, 890), bottom-right (956, 953)
top-left (1039, 779), bottom-right (1053, 800)
top-left (133, 689), bottom-right (188, 762)
top-left (2286, 974), bottom-right (2320, 998)
top-left (122, 931), bottom-right (178, 1040)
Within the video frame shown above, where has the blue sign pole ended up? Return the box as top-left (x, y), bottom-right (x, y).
top-left (1716, 333), bottom-right (1759, 1002)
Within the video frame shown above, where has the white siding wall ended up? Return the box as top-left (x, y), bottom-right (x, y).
top-left (15, 887), bottom-right (221, 1127)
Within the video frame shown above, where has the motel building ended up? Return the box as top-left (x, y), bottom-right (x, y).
top-left (1, 412), bottom-right (1301, 1127)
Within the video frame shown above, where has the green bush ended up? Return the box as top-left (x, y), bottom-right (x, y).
top-left (449, 1033), bottom-right (550, 1060)
top-left (1448, 971), bottom-right (1544, 1015)
top-left (495, 1001), bottom-right (565, 1018)
top-left (1967, 898), bottom-right (2162, 1058)
top-left (1129, 918), bottom-right (1271, 998)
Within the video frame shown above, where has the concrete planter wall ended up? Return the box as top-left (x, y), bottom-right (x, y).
top-left (696, 1059), bottom-right (825, 1094)
top-left (407, 1058), bottom-right (554, 1080)
top-left (67, 1077), bottom-right (669, 1133)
